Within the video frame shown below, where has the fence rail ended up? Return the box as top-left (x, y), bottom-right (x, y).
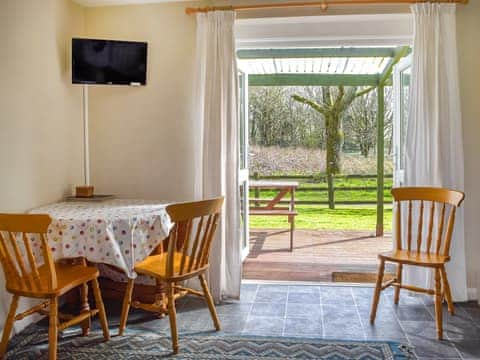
top-left (252, 173), bottom-right (393, 180)
top-left (250, 172), bottom-right (393, 206)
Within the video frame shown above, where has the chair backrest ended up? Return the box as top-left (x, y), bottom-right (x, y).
top-left (0, 214), bottom-right (55, 291)
top-left (391, 187), bottom-right (465, 256)
top-left (165, 197), bottom-right (224, 279)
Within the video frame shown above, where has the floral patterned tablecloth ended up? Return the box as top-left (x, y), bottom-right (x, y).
top-left (30, 199), bottom-right (173, 279)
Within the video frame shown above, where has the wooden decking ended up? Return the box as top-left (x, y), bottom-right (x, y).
top-left (242, 229), bottom-right (394, 282)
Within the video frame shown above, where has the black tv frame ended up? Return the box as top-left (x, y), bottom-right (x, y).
top-left (72, 38), bottom-right (148, 86)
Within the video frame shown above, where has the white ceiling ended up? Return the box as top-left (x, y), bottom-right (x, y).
top-left (236, 14), bottom-right (413, 48)
top-left (73, 0), bottom-right (192, 6)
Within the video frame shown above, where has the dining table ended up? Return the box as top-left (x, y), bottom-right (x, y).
top-left (29, 198), bottom-right (173, 333)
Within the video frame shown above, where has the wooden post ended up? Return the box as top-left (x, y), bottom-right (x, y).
top-left (376, 85), bottom-right (385, 237)
top-left (327, 173), bottom-right (335, 210)
top-left (254, 172), bottom-right (260, 207)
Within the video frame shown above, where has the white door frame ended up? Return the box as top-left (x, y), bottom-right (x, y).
top-left (238, 70), bottom-right (250, 261)
top-left (393, 56), bottom-right (412, 187)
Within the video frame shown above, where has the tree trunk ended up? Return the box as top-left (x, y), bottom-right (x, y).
top-left (327, 173), bottom-right (335, 210)
top-left (325, 112), bottom-right (341, 210)
top-left (325, 113), bottom-right (341, 176)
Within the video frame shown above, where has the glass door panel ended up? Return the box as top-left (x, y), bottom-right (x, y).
top-left (238, 71), bottom-right (249, 260)
top-left (394, 57), bottom-right (411, 187)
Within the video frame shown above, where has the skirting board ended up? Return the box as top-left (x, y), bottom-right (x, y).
top-left (467, 287), bottom-right (479, 302)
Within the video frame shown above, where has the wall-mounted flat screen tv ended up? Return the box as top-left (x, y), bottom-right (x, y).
top-left (72, 38), bottom-right (147, 85)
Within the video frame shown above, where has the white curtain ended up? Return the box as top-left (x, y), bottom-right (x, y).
top-left (404, 3), bottom-right (467, 301)
top-left (192, 11), bottom-right (241, 301)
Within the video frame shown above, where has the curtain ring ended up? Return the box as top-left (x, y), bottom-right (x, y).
top-left (320, 1), bottom-right (328, 12)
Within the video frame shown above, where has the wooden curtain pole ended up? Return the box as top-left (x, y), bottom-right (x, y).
top-left (185, 0), bottom-right (468, 15)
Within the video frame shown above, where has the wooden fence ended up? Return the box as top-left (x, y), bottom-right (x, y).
top-left (250, 172), bottom-right (393, 206)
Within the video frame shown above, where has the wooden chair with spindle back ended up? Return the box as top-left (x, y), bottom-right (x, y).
top-left (118, 197), bottom-right (224, 354)
top-left (0, 214), bottom-right (110, 360)
top-left (370, 187), bottom-right (465, 340)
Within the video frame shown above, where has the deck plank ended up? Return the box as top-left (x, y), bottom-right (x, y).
top-left (243, 229), bottom-right (394, 282)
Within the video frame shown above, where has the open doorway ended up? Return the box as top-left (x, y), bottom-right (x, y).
top-left (238, 46), bottom-right (411, 283)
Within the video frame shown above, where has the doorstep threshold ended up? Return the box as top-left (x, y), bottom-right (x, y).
top-left (241, 279), bottom-right (375, 288)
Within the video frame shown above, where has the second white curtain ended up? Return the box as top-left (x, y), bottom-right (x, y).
top-left (404, 3), bottom-right (467, 301)
top-left (193, 11), bottom-right (242, 301)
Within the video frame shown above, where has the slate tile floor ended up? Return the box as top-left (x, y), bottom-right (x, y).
top-left (47, 283), bottom-right (480, 359)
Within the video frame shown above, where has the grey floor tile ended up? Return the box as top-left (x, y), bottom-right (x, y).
top-left (240, 284), bottom-right (258, 302)
top-left (218, 314), bottom-right (248, 333)
top-left (357, 301), bottom-right (396, 321)
top-left (320, 286), bottom-right (356, 306)
top-left (416, 358), bottom-right (461, 360)
top-left (216, 301), bottom-right (253, 316)
top-left (257, 284), bottom-right (289, 293)
top-left (288, 285), bottom-right (320, 294)
top-left (286, 302), bottom-right (322, 319)
top-left (395, 304), bottom-right (433, 321)
top-left (243, 315), bottom-right (285, 336)
top-left (401, 320), bottom-right (440, 340)
top-left (255, 290), bottom-right (288, 303)
top-left (401, 320), bottom-right (463, 358)
top-left (323, 319), bottom-right (365, 340)
top-left (457, 303), bottom-right (480, 324)
top-left (284, 317), bottom-right (323, 337)
top-left (362, 318), bottom-right (407, 342)
top-left (241, 283), bottom-right (258, 292)
top-left (251, 302), bottom-right (286, 317)
top-left (322, 303), bottom-right (359, 321)
top-left (176, 312), bottom-right (213, 332)
top-left (451, 339), bottom-right (480, 359)
top-left (97, 283), bottom-right (480, 353)
top-left (409, 338), bottom-right (460, 359)
top-left (288, 291), bottom-right (321, 304)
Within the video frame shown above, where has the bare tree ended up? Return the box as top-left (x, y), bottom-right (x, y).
top-left (292, 85), bottom-right (374, 209)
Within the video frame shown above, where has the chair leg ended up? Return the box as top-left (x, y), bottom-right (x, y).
top-left (49, 297), bottom-right (59, 360)
top-left (166, 283), bottom-right (179, 354)
top-left (394, 263), bottom-right (403, 305)
top-left (91, 278), bottom-right (110, 341)
top-left (199, 274), bottom-right (221, 331)
top-left (434, 268), bottom-right (443, 340)
top-left (0, 295), bottom-right (19, 358)
top-left (441, 266), bottom-right (455, 315)
top-left (370, 259), bottom-right (385, 324)
top-left (119, 278), bottom-right (135, 336)
top-left (80, 282), bottom-right (90, 336)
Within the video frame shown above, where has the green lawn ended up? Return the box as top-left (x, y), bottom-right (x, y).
top-left (249, 177), bottom-right (393, 231)
top-left (249, 205), bottom-right (393, 231)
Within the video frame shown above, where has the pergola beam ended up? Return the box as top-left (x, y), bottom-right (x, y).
top-left (249, 74), bottom-right (379, 87)
top-left (237, 47), bottom-right (398, 59)
top-left (379, 46), bottom-right (411, 86)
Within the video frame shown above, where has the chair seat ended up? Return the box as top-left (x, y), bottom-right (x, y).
top-left (7, 263), bottom-right (99, 298)
top-left (379, 249), bottom-right (450, 266)
top-left (134, 252), bottom-right (199, 279)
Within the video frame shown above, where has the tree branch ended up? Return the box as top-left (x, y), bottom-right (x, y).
top-left (291, 94), bottom-right (328, 115)
top-left (355, 86), bottom-right (376, 99)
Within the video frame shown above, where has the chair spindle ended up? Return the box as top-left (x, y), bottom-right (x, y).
top-left (407, 200), bottom-right (413, 251)
top-left (426, 201), bottom-right (435, 253)
top-left (436, 204), bottom-right (446, 255)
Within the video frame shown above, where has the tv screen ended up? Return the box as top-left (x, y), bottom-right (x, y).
top-left (72, 38), bottom-right (147, 85)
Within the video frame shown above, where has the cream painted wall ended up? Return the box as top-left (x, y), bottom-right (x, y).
top-left (84, 3), bottom-right (197, 202)
top-left (457, 1), bottom-right (480, 293)
top-left (0, 0), bottom-right (85, 332)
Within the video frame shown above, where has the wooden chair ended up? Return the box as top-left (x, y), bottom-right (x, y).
top-left (0, 214), bottom-right (110, 360)
top-left (119, 197), bottom-right (224, 354)
top-left (370, 187), bottom-right (465, 340)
